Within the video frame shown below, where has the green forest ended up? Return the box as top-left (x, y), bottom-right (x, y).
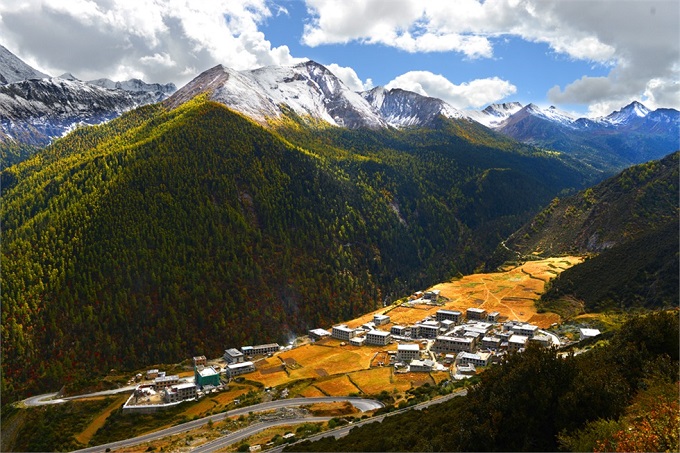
top-left (291, 311), bottom-right (679, 452)
top-left (1, 98), bottom-right (590, 402)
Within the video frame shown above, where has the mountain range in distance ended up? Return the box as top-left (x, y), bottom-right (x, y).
top-left (1, 44), bottom-right (678, 173)
top-left (0, 45), bottom-right (176, 151)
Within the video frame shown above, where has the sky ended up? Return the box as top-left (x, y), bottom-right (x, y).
top-left (0, 0), bottom-right (678, 117)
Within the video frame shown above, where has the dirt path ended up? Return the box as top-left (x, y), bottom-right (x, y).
top-left (75, 394), bottom-right (128, 446)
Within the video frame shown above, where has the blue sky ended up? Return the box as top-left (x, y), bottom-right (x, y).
top-left (0, 0), bottom-right (677, 117)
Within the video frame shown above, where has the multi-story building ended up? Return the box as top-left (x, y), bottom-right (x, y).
top-left (529, 335), bottom-right (552, 348)
top-left (146, 369), bottom-right (159, 380)
top-left (416, 320), bottom-right (440, 339)
top-left (153, 375), bottom-right (180, 390)
top-left (308, 328), bottom-right (331, 341)
top-left (164, 382), bottom-right (197, 403)
top-left (365, 330), bottom-right (392, 346)
top-left (409, 359), bottom-right (434, 372)
top-left (241, 343), bottom-right (280, 357)
top-left (224, 348), bottom-right (245, 363)
top-left (193, 356), bottom-right (207, 367)
top-left (487, 311), bottom-right (500, 322)
top-left (396, 343), bottom-right (420, 362)
top-left (481, 336), bottom-right (502, 350)
top-left (349, 336), bottom-right (365, 346)
top-left (508, 335), bottom-right (528, 352)
top-left (226, 361), bottom-right (255, 378)
top-left (332, 324), bottom-right (356, 341)
top-left (456, 351), bottom-right (491, 367)
top-left (466, 307), bottom-right (487, 320)
top-left (423, 290), bottom-right (440, 302)
top-left (435, 309), bottom-right (461, 323)
top-left (511, 323), bottom-right (539, 338)
top-left (390, 325), bottom-right (410, 336)
top-left (195, 366), bottom-right (221, 388)
top-left (373, 314), bottom-right (390, 326)
top-left (432, 335), bottom-right (475, 353)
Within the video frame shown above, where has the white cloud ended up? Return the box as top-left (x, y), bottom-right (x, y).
top-left (0, 0), bottom-right (304, 86)
top-left (304, 0), bottom-right (679, 111)
top-left (386, 71), bottom-right (516, 109)
top-left (326, 64), bottom-right (373, 91)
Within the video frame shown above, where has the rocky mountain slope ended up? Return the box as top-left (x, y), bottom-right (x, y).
top-left (483, 101), bottom-right (680, 172)
top-left (0, 46), bottom-right (175, 148)
top-left (0, 44), bottom-right (49, 85)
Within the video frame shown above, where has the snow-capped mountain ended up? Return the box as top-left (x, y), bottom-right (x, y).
top-left (0, 46), bottom-right (176, 147)
top-left (167, 61), bottom-right (386, 129)
top-left (476, 101), bottom-right (680, 171)
top-left (88, 77), bottom-right (176, 96)
top-left (361, 86), bottom-right (466, 127)
top-left (602, 101), bottom-right (651, 126)
top-left (0, 75), bottom-right (176, 146)
top-left (466, 102), bottom-right (522, 128)
top-left (166, 61), bottom-right (469, 129)
top-left (0, 45), bottom-right (49, 85)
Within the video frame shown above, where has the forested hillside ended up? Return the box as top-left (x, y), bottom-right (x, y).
top-left (487, 152), bottom-right (679, 313)
top-left (497, 151), bottom-right (678, 258)
top-left (2, 98), bottom-right (589, 401)
top-left (292, 311), bottom-right (679, 452)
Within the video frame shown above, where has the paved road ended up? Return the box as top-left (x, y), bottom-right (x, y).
top-left (24, 385), bottom-right (138, 407)
top-left (538, 329), bottom-right (561, 347)
top-left (191, 417), bottom-right (333, 453)
top-left (265, 389), bottom-right (468, 453)
top-left (71, 397), bottom-right (383, 453)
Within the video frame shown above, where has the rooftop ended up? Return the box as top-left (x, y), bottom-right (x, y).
top-left (198, 366), bottom-right (219, 377)
top-left (398, 343), bottom-right (420, 351)
top-left (367, 330), bottom-right (390, 337)
top-left (228, 361), bottom-right (255, 369)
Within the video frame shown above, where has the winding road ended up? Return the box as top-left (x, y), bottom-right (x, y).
top-left (71, 397), bottom-right (383, 453)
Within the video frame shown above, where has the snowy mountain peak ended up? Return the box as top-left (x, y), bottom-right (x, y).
top-left (88, 77), bottom-right (176, 94)
top-left (360, 86), bottom-right (466, 128)
top-left (467, 102), bottom-right (523, 128)
top-left (0, 45), bottom-right (49, 85)
top-left (168, 61), bottom-right (392, 129)
top-left (604, 101), bottom-right (651, 125)
top-left (59, 72), bottom-right (80, 81)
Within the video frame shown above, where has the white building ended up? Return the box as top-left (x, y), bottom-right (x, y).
top-left (481, 336), bottom-right (502, 349)
top-left (456, 351), bottom-right (491, 367)
top-left (579, 328), bottom-right (601, 340)
top-left (224, 348), bottom-right (245, 363)
top-left (241, 343), bottom-right (280, 356)
top-left (511, 323), bottom-right (539, 338)
top-left (409, 359), bottom-right (434, 372)
top-left (396, 343), bottom-right (420, 362)
top-left (466, 307), bottom-right (487, 320)
top-left (308, 328), bottom-right (331, 340)
top-left (435, 309), bottom-right (461, 323)
top-left (373, 314), bottom-right (390, 326)
top-left (417, 320), bottom-right (440, 339)
top-left (423, 290), bottom-right (440, 302)
top-left (164, 382), bottom-right (197, 403)
top-left (432, 335), bottom-right (475, 353)
top-left (332, 324), bottom-right (356, 341)
top-left (530, 335), bottom-right (552, 348)
top-left (226, 361), bottom-right (255, 378)
top-left (153, 375), bottom-right (180, 390)
top-left (391, 325), bottom-right (410, 336)
top-left (487, 311), bottom-right (500, 322)
top-left (350, 336), bottom-right (366, 346)
top-left (365, 330), bottom-right (392, 346)
top-left (508, 335), bottom-right (528, 352)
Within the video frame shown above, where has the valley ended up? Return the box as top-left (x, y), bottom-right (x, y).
top-left (1, 41), bottom-right (677, 453)
top-left (7, 257), bottom-right (593, 452)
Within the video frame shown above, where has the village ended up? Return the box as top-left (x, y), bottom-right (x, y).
top-left (122, 257), bottom-right (600, 413)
